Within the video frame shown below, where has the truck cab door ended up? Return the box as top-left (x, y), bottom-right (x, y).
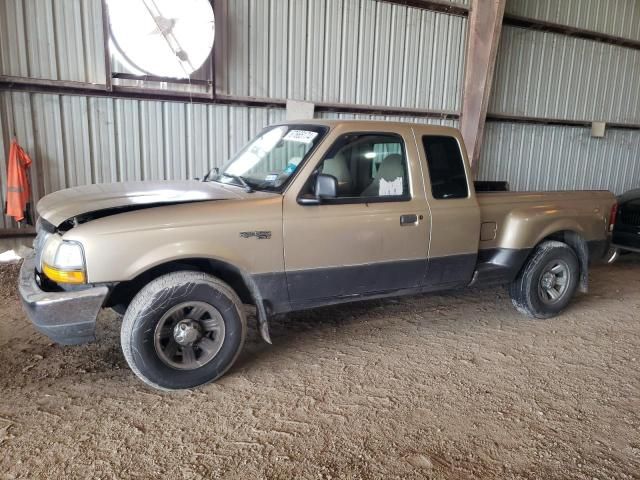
top-left (282, 124), bottom-right (431, 308)
top-left (418, 131), bottom-right (481, 289)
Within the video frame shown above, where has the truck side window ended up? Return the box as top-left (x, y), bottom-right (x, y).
top-left (313, 133), bottom-right (410, 201)
top-left (422, 135), bottom-right (468, 199)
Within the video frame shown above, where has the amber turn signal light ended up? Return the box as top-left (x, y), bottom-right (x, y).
top-left (42, 263), bottom-right (86, 284)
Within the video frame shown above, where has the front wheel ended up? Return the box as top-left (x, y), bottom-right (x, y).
top-left (121, 271), bottom-right (246, 390)
top-left (510, 240), bottom-right (580, 319)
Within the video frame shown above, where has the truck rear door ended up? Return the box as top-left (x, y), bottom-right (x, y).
top-left (417, 130), bottom-right (481, 289)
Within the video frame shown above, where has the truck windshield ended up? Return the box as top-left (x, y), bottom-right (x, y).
top-left (210, 124), bottom-right (328, 192)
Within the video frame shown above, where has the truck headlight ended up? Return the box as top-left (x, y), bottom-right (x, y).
top-left (40, 235), bottom-right (87, 284)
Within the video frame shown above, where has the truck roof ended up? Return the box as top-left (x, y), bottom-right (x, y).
top-left (276, 118), bottom-right (460, 134)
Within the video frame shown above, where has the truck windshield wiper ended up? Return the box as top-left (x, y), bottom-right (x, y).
top-left (202, 167), bottom-right (218, 182)
top-left (220, 172), bottom-right (254, 193)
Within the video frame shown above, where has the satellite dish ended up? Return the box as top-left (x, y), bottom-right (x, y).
top-left (107, 0), bottom-right (215, 79)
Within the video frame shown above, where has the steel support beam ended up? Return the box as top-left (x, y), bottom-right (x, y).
top-left (377, 0), bottom-right (469, 16)
top-left (0, 79), bottom-right (459, 120)
top-left (504, 14), bottom-right (640, 51)
top-left (460, 0), bottom-right (506, 173)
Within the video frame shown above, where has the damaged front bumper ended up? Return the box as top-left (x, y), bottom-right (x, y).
top-left (19, 253), bottom-right (108, 345)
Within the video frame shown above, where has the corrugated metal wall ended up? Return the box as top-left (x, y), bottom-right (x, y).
top-left (489, 26), bottom-right (640, 124)
top-left (0, 90), bottom-right (458, 229)
top-left (216, 0), bottom-right (467, 112)
top-left (478, 122), bottom-right (640, 195)
top-left (479, 1), bottom-right (640, 195)
top-left (506, 0), bottom-right (640, 41)
top-left (0, 91), bottom-right (281, 190)
top-left (2, 0), bottom-right (639, 232)
top-left (0, 91), bottom-right (276, 229)
top-left (0, 0), bottom-right (468, 232)
top-left (0, 0), bottom-right (106, 84)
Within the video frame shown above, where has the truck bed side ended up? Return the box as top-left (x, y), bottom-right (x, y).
top-left (473, 190), bottom-right (615, 287)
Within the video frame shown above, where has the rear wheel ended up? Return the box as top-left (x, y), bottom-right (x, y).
top-left (121, 271), bottom-right (246, 390)
top-left (510, 241), bottom-right (580, 319)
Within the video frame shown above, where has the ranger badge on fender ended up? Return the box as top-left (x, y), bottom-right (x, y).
top-left (239, 231), bottom-right (272, 240)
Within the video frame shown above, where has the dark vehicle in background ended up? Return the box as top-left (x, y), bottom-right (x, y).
top-left (609, 189), bottom-right (640, 262)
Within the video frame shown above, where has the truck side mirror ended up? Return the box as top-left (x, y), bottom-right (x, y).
top-left (316, 173), bottom-right (337, 199)
top-left (298, 173), bottom-right (337, 205)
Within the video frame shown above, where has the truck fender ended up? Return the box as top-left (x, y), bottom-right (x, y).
top-left (110, 257), bottom-right (274, 344)
top-left (512, 215), bottom-right (589, 293)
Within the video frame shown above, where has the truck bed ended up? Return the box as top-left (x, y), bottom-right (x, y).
top-left (472, 189), bottom-right (615, 286)
top-left (477, 189), bottom-right (614, 251)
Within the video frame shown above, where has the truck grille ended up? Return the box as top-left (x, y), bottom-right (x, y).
top-left (620, 206), bottom-right (640, 226)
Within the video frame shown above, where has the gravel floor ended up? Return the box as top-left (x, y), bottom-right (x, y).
top-left (0, 256), bottom-right (639, 479)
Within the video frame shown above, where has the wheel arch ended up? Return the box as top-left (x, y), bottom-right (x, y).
top-left (537, 230), bottom-right (589, 292)
top-left (106, 257), bottom-right (273, 342)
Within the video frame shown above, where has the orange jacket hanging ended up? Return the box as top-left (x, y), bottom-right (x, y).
top-left (5, 139), bottom-right (32, 223)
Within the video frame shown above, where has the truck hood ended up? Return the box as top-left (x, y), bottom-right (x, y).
top-left (37, 180), bottom-right (245, 227)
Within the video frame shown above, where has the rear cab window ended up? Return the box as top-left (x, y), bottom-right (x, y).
top-left (422, 135), bottom-right (469, 199)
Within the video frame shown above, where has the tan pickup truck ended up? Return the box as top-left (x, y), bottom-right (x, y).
top-left (19, 120), bottom-right (616, 390)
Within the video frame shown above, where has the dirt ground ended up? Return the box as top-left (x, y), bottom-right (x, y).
top-left (1, 257), bottom-right (639, 480)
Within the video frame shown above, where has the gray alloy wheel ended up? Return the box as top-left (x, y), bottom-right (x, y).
top-left (153, 301), bottom-right (226, 370)
top-left (537, 259), bottom-right (571, 305)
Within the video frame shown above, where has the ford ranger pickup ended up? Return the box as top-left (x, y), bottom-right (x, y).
top-left (19, 120), bottom-right (617, 390)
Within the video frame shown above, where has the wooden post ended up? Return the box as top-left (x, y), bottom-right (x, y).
top-left (460, 0), bottom-right (506, 173)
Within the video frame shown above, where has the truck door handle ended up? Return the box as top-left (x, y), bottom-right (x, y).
top-left (400, 214), bottom-right (419, 226)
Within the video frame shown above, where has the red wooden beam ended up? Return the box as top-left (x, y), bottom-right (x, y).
top-left (460, 0), bottom-right (506, 173)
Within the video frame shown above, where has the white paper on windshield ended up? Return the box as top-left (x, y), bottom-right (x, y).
top-left (227, 152), bottom-right (260, 175)
top-left (284, 130), bottom-right (318, 144)
top-left (379, 177), bottom-right (403, 196)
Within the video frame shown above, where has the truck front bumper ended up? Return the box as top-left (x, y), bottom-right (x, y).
top-left (19, 254), bottom-right (108, 345)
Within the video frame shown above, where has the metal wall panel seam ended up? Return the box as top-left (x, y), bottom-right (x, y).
top-left (287, 0), bottom-right (306, 100)
top-left (390, 4), bottom-right (406, 106)
top-left (57, 94), bottom-right (70, 188)
top-left (25, 1), bottom-right (56, 80)
top-left (0, 93), bottom-right (8, 229)
top-left (339, 0), bottom-right (358, 104)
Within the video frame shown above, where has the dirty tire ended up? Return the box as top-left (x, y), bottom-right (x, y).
top-left (510, 240), bottom-right (580, 319)
top-left (121, 271), bottom-right (246, 391)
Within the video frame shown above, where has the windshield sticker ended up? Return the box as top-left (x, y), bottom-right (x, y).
top-left (284, 130), bottom-right (318, 144)
top-left (265, 174), bottom-right (278, 182)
